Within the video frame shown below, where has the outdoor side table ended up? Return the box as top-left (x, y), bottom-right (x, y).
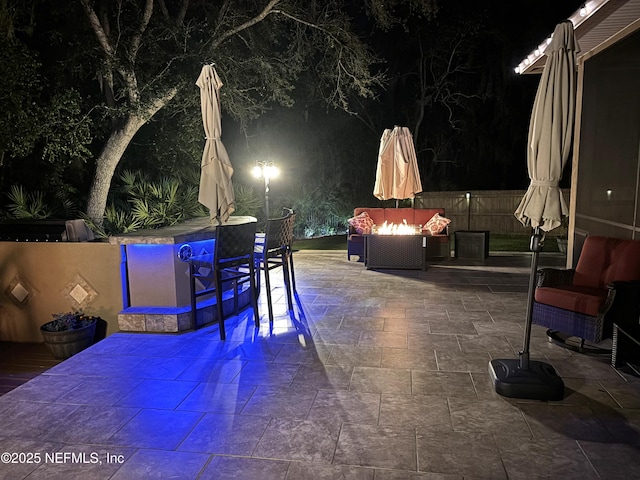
top-left (454, 230), bottom-right (490, 260)
top-left (612, 323), bottom-right (640, 376)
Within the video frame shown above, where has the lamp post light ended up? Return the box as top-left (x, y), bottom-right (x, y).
top-left (465, 192), bottom-right (471, 231)
top-left (252, 162), bottom-right (280, 221)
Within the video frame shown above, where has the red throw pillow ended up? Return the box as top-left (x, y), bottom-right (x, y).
top-left (423, 213), bottom-right (451, 235)
top-left (348, 211), bottom-right (375, 234)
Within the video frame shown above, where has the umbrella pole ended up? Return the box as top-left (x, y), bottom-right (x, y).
top-left (488, 226), bottom-right (564, 401)
top-left (519, 227), bottom-right (544, 369)
top-left (264, 176), bottom-right (270, 221)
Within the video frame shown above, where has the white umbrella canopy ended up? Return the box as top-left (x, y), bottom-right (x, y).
top-left (196, 64), bottom-right (235, 224)
top-left (373, 126), bottom-right (423, 202)
top-left (514, 21), bottom-right (579, 232)
top-left (489, 21), bottom-right (580, 400)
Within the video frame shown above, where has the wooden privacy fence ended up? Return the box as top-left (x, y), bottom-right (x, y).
top-left (414, 190), bottom-right (571, 235)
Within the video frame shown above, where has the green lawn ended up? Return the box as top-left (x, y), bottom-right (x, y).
top-left (294, 233), bottom-right (561, 253)
top-left (294, 235), bottom-right (348, 250)
top-left (489, 234), bottom-right (559, 253)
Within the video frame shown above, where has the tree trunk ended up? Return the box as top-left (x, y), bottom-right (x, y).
top-left (85, 88), bottom-right (178, 226)
top-left (85, 116), bottom-right (146, 225)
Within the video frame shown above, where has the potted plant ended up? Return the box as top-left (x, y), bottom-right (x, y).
top-left (40, 311), bottom-right (99, 360)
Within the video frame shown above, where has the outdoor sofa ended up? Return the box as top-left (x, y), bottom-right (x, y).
top-left (347, 207), bottom-right (450, 261)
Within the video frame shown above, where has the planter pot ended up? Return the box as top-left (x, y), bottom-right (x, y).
top-left (40, 319), bottom-right (97, 360)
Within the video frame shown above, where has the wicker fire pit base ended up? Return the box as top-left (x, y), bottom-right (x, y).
top-left (364, 234), bottom-right (427, 270)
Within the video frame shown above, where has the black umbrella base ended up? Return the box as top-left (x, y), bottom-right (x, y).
top-left (489, 358), bottom-right (564, 401)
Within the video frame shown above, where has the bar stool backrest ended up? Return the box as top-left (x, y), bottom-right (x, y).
top-left (284, 212), bottom-right (296, 248)
top-left (214, 221), bottom-right (258, 266)
top-left (265, 215), bottom-right (291, 253)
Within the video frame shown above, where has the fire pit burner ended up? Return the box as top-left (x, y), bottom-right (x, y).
top-left (374, 220), bottom-right (421, 236)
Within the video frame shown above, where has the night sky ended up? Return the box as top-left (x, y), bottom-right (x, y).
top-left (223, 0), bottom-right (587, 194)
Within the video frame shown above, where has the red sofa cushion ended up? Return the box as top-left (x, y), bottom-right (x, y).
top-left (573, 236), bottom-right (640, 289)
top-left (535, 285), bottom-right (608, 317)
top-left (384, 208), bottom-right (414, 225)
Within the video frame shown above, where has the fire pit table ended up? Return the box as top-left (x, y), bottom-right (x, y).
top-left (363, 233), bottom-right (429, 270)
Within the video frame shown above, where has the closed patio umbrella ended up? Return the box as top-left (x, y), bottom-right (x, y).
top-left (196, 64), bottom-right (235, 224)
top-left (491, 21), bottom-right (579, 401)
top-left (374, 126), bottom-right (423, 206)
top-left (514, 21), bottom-right (578, 231)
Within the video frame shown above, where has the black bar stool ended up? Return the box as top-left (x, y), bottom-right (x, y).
top-left (255, 210), bottom-right (295, 322)
top-left (281, 207), bottom-right (297, 293)
top-left (181, 220), bottom-right (260, 340)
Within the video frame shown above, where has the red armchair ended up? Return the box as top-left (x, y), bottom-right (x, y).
top-left (532, 235), bottom-right (640, 353)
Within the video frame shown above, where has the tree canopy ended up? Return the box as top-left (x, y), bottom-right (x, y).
top-left (1, 0), bottom-right (440, 224)
top-left (1, 0), bottom-right (582, 230)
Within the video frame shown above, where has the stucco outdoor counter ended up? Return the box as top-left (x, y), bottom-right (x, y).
top-left (108, 216), bottom-right (258, 245)
top-left (109, 216), bottom-right (257, 332)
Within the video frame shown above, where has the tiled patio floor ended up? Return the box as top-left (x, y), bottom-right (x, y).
top-left (2, 251), bottom-right (640, 479)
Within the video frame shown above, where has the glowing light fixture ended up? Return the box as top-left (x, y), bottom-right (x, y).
top-left (514, 1), bottom-right (595, 75)
top-left (465, 192), bottom-right (471, 230)
top-left (252, 164), bottom-right (279, 181)
top-left (252, 162), bottom-right (280, 220)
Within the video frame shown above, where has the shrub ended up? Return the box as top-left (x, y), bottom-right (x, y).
top-left (42, 312), bottom-right (98, 332)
